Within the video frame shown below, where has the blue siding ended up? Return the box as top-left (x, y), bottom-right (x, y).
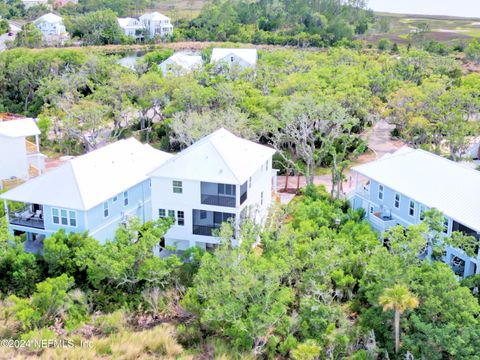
top-left (12, 179), bottom-right (153, 244)
top-left (86, 179), bottom-right (152, 243)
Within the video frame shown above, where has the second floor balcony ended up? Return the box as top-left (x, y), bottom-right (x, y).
top-left (9, 204), bottom-right (45, 230)
top-left (200, 181), bottom-right (248, 208)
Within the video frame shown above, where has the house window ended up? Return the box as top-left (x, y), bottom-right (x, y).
top-left (123, 191), bottom-right (129, 206)
top-left (443, 217), bottom-right (449, 234)
top-left (173, 180), bottom-right (183, 194)
top-left (230, 56), bottom-right (234, 62)
top-left (249, 177), bottom-right (252, 188)
top-left (159, 209), bottom-right (166, 218)
top-left (60, 209), bottom-right (68, 225)
top-left (69, 211), bottom-right (77, 227)
top-left (113, 195), bottom-right (118, 203)
top-left (394, 193), bottom-right (400, 209)
top-left (177, 211), bottom-right (184, 226)
top-left (103, 202), bottom-right (109, 218)
top-left (168, 210), bottom-right (175, 219)
top-left (261, 191), bottom-right (264, 205)
top-left (409, 200), bottom-right (415, 217)
top-left (200, 210), bottom-right (207, 219)
top-left (218, 183), bottom-right (235, 196)
top-left (378, 185), bottom-right (384, 200)
top-left (419, 206), bottom-right (426, 221)
top-left (52, 208), bottom-right (59, 224)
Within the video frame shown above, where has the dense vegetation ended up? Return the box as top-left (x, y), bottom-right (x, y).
top-left (1, 187), bottom-right (480, 358)
top-left (175, 0), bottom-right (374, 46)
top-left (0, 45), bottom-right (477, 174)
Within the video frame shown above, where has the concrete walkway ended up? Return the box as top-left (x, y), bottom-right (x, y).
top-left (276, 120), bottom-right (404, 203)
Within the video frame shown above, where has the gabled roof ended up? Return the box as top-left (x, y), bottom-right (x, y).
top-left (117, 17), bottom-right (142, 28)
top-left (352, 146), bottom-right (480, 232)
top-left (210, 48), bottom-right (258, 66)
top-left (162, 52), bottom-right (203, 71)
top-left (149, 128), bottom-right (275, 184)
top-left (140, 12), bottom-right (170, 21)
top-left (34, 13), bottom-right (63, 24)
top-left (0, 118), bottom-right (40, 138)
top-left (1, 138), bottom-right (172, 211)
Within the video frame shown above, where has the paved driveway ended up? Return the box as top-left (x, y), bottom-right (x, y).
top-left (276, 120), bottom-right (405, 203)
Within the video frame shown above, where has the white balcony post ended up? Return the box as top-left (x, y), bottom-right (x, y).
top-left (35, 134), bottom-right (40, 153)
top-left (3, 199), bottom-right (9, 223)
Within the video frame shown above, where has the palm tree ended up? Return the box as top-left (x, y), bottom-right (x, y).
top-left (379, 284), bottom-right (419, 354)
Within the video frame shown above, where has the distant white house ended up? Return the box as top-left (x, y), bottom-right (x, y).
top-left (149, 128), bottom-right (276, 251)
top-left (117, 17), bottom-right (145, 39)
top-left (160, 52), bottom-right (203, 76)
top-left (139, 12), bottom-right (173, 39)
top-left (0, 117), bottom-right (46, 189)
top-left (0, 22), bottom-right (21, 52)
top-left (34, 13), bottom-right (67, 37)
top-left (210, 48), bottom-right (258, 70)
top-left (22, 0), bottom-right (49, 9)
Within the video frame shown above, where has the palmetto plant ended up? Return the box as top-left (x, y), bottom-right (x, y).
top-left (379, 284), bottom-right (419, 354)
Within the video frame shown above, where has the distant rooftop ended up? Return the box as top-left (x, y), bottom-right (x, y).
top-left (0, 118), bottom-right (40, 138)
top-left (211, 48), bottom-right (258, 66)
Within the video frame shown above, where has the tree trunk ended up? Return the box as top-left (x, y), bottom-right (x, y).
top-left (284, 171), bottom-right (289, 191)
top-left (394, 310), bottom-right (400, 353)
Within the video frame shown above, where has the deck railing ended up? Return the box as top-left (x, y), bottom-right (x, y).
top-left (201, 194), bottom-right (236, 207)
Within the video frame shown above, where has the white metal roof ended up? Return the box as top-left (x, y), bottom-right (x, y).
top-left (162, 52), bottom-right (203, 71)
top-left (210, 48), bottom-right (257, 66)
top-left (352, 146), bottom-right (480, 232)
top-left (149, 128), bottom-right (275, 184)
top-left (0, 138), bottom-right (172, 210)
top-left (35, 13), bottom-right (63, 24)
top-left (0, 118), bottom-right (40, 138)
top-left (140, 12), bottom-right (170, 21)
top-left (117, 17), bottom-right (143, 28)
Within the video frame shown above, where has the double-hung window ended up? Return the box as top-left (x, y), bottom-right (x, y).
top-left (177, 211), bottom-right (184, 226)
top-left (103, 202), bottom-right (109, 218)
top-left (69, 211), bottom-right (77, 227)
top-left (394, 193), bottom-right (400, 209)
top-left (52, 208), bottom-right (60, 224)
top-left (123, 191), bottom-right (129, 206)
top-left (173, 180), bottom-right (183, 194)
top-left (168, 210), bottom-right (175, 219)
top-left (443, 217), bottom-right (449, 234)
top-left (409, 200), bottom-right (415, 217)
top-left (159, 209), bottom-right (166, 218)
top-left (378, 185), bottom-right (384, 200)
top-left (60, 209), bottom-right (68, 225)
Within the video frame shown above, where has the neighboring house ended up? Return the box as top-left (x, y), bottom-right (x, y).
top-left (0, 22), bottom-right (21, 52)
top-left (467, 137), bottom-right (480, 161)
top-left (0, 138), bottom-right (172, 244)
top-left (210, 48), bottom-right (258, 70)
top-left (350, 146), bottom-right (480, 278)
top-left (22, 0), bottom-right (49, 9)
top-left (117, 17), bottom-right (145, 39)
top-left (149, 128), bottom-right (276, 251)
top-left (0, 116), bottom-right (46, 190)
top-left (159, 52), bottom-right (203, 76)
top-left (34, 13), bottom-right (66, 37)
top-left (139, 12), bottom-right (173, 39)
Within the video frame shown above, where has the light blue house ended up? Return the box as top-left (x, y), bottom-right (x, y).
top-left (1, 138), bottom-right (172, 244)
top-left (350, 147), bottom-right (480, 278)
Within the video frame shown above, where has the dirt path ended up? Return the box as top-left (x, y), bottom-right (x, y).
top-left (277, 120), bottom-right (405, 202)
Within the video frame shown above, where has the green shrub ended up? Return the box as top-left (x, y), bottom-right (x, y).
top-left (94, 310), bottom-right (126, 336)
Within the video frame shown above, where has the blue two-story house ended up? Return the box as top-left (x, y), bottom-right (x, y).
top-left (350, 147), bottom-right (480, 278)
top-left (1, 138), bottom-right (172, 245)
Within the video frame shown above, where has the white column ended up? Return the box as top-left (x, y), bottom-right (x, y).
top-left (3, 199), bottom-right (9, 223)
